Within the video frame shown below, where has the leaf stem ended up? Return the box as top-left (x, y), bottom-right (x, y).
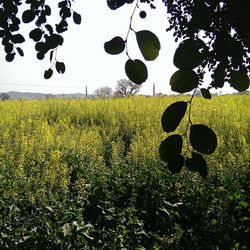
top-left (125, 0), bottom-right (139, 58)
top-left (182, 88), bottom-right (197, 155)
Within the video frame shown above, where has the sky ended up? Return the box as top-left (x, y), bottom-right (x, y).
top-left (0, 1), bottom-right (234, 95)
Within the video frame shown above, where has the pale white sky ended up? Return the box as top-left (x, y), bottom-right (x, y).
top-left (0, 1), bottom-right (234, 95)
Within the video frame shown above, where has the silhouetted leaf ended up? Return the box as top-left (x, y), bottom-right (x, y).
top-left (161, 101), bottom-right (187, 132)
top-left (73, 12), bottom-right (81, 24)
top-left (185, 152), bottom-right (208, 178)
top-left (10, 23), bottom-right (20, 32)
top-left (44, 68), bottom-right (53, 79)
top-left (159, 134), bottom-right (182, 162)
top-left (190, 124), bottom-right (217, 154)
top-left (36, 13), bottom-right (47, 25)
top-left (44, 5), bottom-right (51, 16)
top-left (125, 59), bottom-right (148, 84)
top-left (214, 36), bottom-right (244, 61)
top-left (35, 42), bottom-right (45, 52)
top-left (201, 88), bottom-right (211, 99)
top-left (107, 0), bottom-right (132, 10)
top-left (29, 28), bottom-right (43, 42)
top-left (0, 30), bottom-right (5, 38)
top-left (58, 1), bottom-right (67, 8)
top-left (5, 53), bottom-right (15, 62)
top-left (174, 39), bottom-right (208, 69)
top-left (230, 70), bottom-right (249, 92)
top-left (193, 153), bottom-right (208, 179)
top-left (185, 158), bottom-right (198, 172)
top-left (60, 7), bottom-right (71, 19)
top-left (16, 47), bottom-right (24, 57)
top-left (11, 34), bottom-right (25, 44)
top-left (136, 30), bottom-right (161, 61)
top-left (212, 63), bottom-right (226, 88)
top-left (4, 43), bottom-right (13, 54)
top-left (188, 6), bottom-right (212, 31)
top-left (167, 155), bottom-right (184, 173)
top-left (170, 70), bottom-right (199, 93)
top-left (46, 34), bottom-right (64, 49)
top-left (22, 10), bottom-right (36, 23)
top-left (45, 24), bottom-right (53, 35)
top-left (139, 11), bottom-right (147, 19)
top-left (56, 61), bottom-right (66, 74)
top-left (37, 52), bottom-right (45, 60)
top-left (50, 50), bottom-right (54, 62)
top-left (104, 36), bottom-right (125, 55)
top-left (56, 20), bottom-right (68, 33)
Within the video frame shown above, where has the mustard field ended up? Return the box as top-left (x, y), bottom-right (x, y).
top-left (0, 94), bottom-right (249, 249)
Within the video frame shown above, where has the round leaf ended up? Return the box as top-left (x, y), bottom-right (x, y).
top-left (22, 10), bottom-right (36, 23)
top-left (161, 101), bottom-right (187, 132)
top-left (170, 70), bottom-right (199, 93)
top-left (167, 155), bottom-right (184, 173)
top-left (6, 53), bottom-right (15, 62)
top-left (56, 61), bottom-right (66, 74)
top-left (104, 36), bottom-right (125, 55)
top-left (37, 52), bottom-right (45, 60)
top-left (190, 124), bottom-right (217, 154)
top-left (136, 30), bottom-right (161, 61)
top-left (174, 39), bottom-right (208, 69)
top-left (125, 59), bottom-right (148, 84)
top-left (200, 88), bottom-right (211, 99)
top-left (44, 68), bottom-right (53, 79)
top-left (185, 153), bottom-right (208, 178)
top-left (4, 43), bottom-right (13, 54)
top-left (230, 70), bottom-right (249, 92)
top-left (159, 134), bottom-right (182, 162)
top-left (139, 11), bottom-right (147, 19)
top-left (29, 28), bottom-right (43, 42)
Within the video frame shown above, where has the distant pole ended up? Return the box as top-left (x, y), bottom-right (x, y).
top-left (153, 83), bottom-right (155, 97)
top-left (85, 85), bottom-right (88, 98)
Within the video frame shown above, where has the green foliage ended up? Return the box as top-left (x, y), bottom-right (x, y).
top-left (0, 95), bottom-right (249, 248)
top-left (1, 0), bottom-right (249, 177)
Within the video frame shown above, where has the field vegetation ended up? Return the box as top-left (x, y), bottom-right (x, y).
top-left (0, 94), bottom-right (249, 249)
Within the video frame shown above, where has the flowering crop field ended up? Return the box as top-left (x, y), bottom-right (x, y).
top-left (0, 94), bottom-right (249, 249)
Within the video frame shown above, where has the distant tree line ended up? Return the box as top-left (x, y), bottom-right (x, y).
top-left (94, 79), bottom-right (141, 98)
top-left (0, 93), bottom-right (10, 101)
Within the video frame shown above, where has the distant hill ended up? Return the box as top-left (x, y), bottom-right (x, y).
top-left (0, 91), bottom-right (94, 100)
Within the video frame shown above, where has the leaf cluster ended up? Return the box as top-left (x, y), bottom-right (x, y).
top-left (163, 0), bottom-right (250, 92)
top-left (104, 1), bottom-right (161, 85)
top-left (0, 0), bottom-right (82, 79)
top-left (160, 100), bottom-right (217, 178)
